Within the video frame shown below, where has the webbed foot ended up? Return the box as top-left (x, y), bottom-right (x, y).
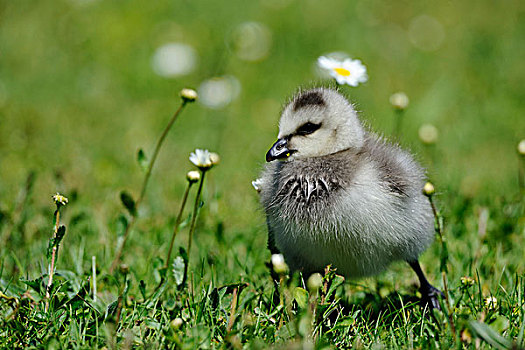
top-left (408, 260), bottom-right (445, 310)
top-left (420, 284), bottom-right (445, 310)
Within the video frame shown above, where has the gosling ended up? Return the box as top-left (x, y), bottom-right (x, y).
top-left (257, 87), bottom-right (443, 308)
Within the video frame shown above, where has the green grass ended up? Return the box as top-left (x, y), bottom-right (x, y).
top-left (1, 0), bottom-right (525, 348)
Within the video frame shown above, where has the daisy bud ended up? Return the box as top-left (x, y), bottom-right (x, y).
top-left (418, 124), bottom-right (439, 145)
top-left (52, 193), bottom-right (68, 207)
top-left (186, 170), bottom-right (200, 183)
top-left (389, 92), bottom-right (409, 110)
top-left (460, 276), bottom-right (475, 286)
top-left (422, 182), bottom-right (435, 197)
top-left (119, 264), bottom-right (129, 274)
top-left (209, 152), bottom-right (220, 166)
top-left (180, 88), bottom-right (198, 102)
top-left (518, 139), bottom-right (525, 156)
top-left (170, 317), bottom-right (184, 330)
top-left (307, 273), bottom-right (323, 293)
top-left (271, 254), bottom-right (288, 274)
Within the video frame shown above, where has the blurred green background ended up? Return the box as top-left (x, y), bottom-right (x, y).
top-left (1, 0), bottom-right (524, 242)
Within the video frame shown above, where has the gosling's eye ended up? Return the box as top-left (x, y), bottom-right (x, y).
top-left (296, 122), bottom-right (321, 136)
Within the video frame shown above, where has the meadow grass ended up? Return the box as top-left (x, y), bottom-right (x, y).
top-left (1, 0), bottom-right (525, 348)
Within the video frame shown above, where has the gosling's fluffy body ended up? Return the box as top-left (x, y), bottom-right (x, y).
top-left (259, 87), bottom-right (434, 278)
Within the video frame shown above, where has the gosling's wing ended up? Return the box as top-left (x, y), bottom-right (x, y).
top-left (361, 133), bottom-right (425, 198)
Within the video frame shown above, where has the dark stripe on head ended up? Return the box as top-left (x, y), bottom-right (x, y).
top-left (293, 91), bottom-right (325, 111)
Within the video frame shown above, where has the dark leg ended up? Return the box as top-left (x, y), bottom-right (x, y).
top-left (408, 260), bottom-right (444, 310)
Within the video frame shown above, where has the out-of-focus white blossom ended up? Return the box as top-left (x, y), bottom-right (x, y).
top-left (418, 124), bottom-right (439, 144)
top-left (408, 15), bottom-right (445, 52)
top-left (390, 92), bottom-right (409, 110)
top-left (518, 140), bottom-right (525, 155)
top-left (230, 22), bottom-right (272, 62)
top-left (152, 43), bottom-right (197, 78)
top-left (198, 76), bottom-right (241, 109)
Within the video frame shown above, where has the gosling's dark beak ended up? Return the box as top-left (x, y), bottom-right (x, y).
top-left (266, 138), bottom-right (291, 162)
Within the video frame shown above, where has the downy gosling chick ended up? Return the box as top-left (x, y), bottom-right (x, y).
top-left (258, 87), bottom-right (443, 308)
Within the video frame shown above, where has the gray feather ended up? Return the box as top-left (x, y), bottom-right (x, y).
top-left (258, 88), bottom-right (435, 278)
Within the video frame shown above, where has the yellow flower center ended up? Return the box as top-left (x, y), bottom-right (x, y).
top-left (334, 67), bottom-right (351, 76)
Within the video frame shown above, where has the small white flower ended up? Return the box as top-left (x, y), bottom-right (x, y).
top-left (231, 22), bottom-right (272, 62)
top-left (52, 193), bottom-right (68, 206)
top-left (152, 43), bottom-right (197, 78)
top-left (198, 76), bottom-right (241, 109)
top-left (317, 56), bottom-right (368, 87)
top-left (180, 88), bottom-right (198, 102)
top-left (252, 178), bottom-right (263, 193)
top-left (189, 149), bottom-right (213, 170)
top-left (186, 170), bottom-right (201, 183)
top-left (271, 253), bottom-right (288, 274)
top-left (422, 182), bottom-right (435, 197)
top-left (485, 296), bottom-right (497, 309)
top-left (390, 92), bottom-right (410, 110)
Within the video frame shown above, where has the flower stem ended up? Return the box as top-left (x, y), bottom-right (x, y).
top-left (110, 101), bottom-right (188, 273)
top-left (429, 196), bottom-right (456, 336)
top-left (45, 208), bottom-right (60, 312)
top-left (226, 286), bottom-right (239, 334)
top-left (393, 109), bottom-right (404, 139)
top-left (519, 155), bottom-right (525, 195)
top-left (138, 101), bottom-right (187, 207)
top-left (92, 256), bottom-right (97, 302)
top-left (184, 171), bottom-right (206, 282)
top-left (165, 181), bottom-right (193, 269)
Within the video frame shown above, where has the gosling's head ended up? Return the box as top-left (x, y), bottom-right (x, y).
top-left (266, 88), bottom-right (365, 162)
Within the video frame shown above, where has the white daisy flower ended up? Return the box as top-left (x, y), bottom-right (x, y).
top-left (317, 56), bottom-right (368, 86)
top-left (189, 149), bottom-right (213, 170)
